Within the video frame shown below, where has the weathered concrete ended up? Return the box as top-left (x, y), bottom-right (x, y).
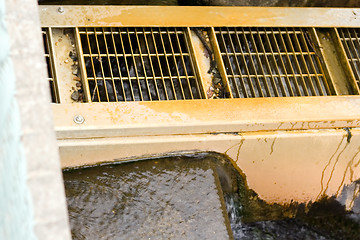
top-left (4, 0), bottom-right (71, 239)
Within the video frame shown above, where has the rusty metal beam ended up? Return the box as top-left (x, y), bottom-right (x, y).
top-left (40, 6), bottom-right (360, 28)
top-left (53, 96), bottom-right (360, 139)
top-left (315, 28), bottom-right (360, 95)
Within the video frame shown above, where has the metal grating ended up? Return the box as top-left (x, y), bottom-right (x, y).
top-left (42, 28), bottom-right (58, 103)
top-left (338, 28), bottom-right (360, 87)
top-left (79, 27), bottom-right (202, 102)
top-left (215, 27), bottom-right (334, 98)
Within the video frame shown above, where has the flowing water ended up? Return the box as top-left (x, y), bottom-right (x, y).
top-left (63, 153), bottom-right (360, 240)
top-left (63, 153), bottom-right (234, 239)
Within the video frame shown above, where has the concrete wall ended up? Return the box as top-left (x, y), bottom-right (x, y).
top-left (1, 0), bottom-right (71, 239)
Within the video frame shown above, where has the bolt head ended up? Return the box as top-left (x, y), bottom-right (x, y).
top-left (73, 115), bottom-right (85, 124)
top-left (57, 7), bottom-right (64, 13)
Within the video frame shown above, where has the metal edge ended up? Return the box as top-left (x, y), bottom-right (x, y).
top-left (52, 96), bottom-right (360, 138)
top-left (186, 27), bottom-right (207, 99)
top-left (75, 27), bottom-right (91, 102)
top-left (309, 27), bottom-right (339, 95)
top-left (209, 27), bottom-right (233, 98)
top-left (332, 28), bottom-right (360, 95)
top-left (39, 6), bottom-right (360, 28)
top-left (47, 27), bottom-right (61, 103)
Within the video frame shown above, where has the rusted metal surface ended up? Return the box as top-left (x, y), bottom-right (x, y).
top-left (41, 6), bottom-right (360, 205)
top-left (51, 28), bottom-right (83, 103)
top-left (39, 6), bottom-right (360, 28)
top-left (338, 28), bottom-right (360, 89)
top-left (215, 27), bottom-right (333, 97)
top-left (77, 27), bottom-right (202, 102)
top-left (58, 128), bottom-right (360, 204)
top-left (188, 28), bottom-right (213, 98)
top-left (53, 96), bottom-right (360, 139)
top-left (316, 28), bottom-right (360, 95)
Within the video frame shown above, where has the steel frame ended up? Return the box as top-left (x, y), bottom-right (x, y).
top-left (41, 6), bottom-right (360, 205)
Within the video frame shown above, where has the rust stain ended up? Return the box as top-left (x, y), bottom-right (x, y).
top-left (270, 138), bottom-right (277, 155)
top-left (354, 154), bottom-right (360, 168)
top-left (317, 136), bottom-right (345, 200)
top-left (323, 139), bottom-right (349, 196)
top-left (335, 147), bottom-right (360, 196)
top-left (236, 139), bottom-right (245, 162)
top-left (224, 141), bottom-right (241, 155)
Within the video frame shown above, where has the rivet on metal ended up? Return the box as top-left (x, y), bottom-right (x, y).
top-left (73, 115), bottom-right (85, 124)
top-left (57, 7), bottom-right (64, 13)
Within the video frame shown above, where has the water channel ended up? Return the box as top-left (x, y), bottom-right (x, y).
top-left (63, 153), bottom-right (360, 239)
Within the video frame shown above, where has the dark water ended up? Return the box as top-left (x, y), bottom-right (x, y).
top-left (63, 153), bottom-right (360, 240)
top-left (63, 154), bottom-right (233, 239)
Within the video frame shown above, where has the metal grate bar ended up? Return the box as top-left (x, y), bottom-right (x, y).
top-left (142, 27), bottom-right (161, 100)
top-left (215, 27), bottom-right (332, 98)
top-left (42, 28), bottom-right (59, 103)
top-left (270, 28), bottom-right (296, 96)
top-left (159, 28), bottom-right (178, 100)
top-left (103, 28), bottom-right (119, 102)
top-left (338, 28), bottom-right (360, 86)
top-left (150, 27), bottom-right (169, 100)
top-left (79, 27), bottom-right (201, 102)
top-left (286, 28), bottom-right (315, 96)
top-left (299, 30), bottom-right (331, 95)
top-left (279, 28), bottom-right (306, 96)
top-left (255, 30), bottom-right (280, 97)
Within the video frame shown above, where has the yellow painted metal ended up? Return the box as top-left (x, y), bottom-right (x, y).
top-left (53, 96), bottom-right (360, 139)
top-left (187, 27), bottom-right (211, 99)
top-left (58, 128), bottom-right (360, 204)
top-left (75, 27), bottom-right (91, 102)
top-left (209, 27), bottom-right (233, 98)
top-left (214, 27), bottom-right (334, 97)
top-left (77, 26), bottom-right (201, 102)
top-left (51, 28), bottom-right (81, 103)
top-left (337, 28), bottom-right (360, 88)
top-left (41, 5), bottom-right (360, 205)
top-left (316, 28), bottom-right (360, 95)
top-left (40, 6), bottom-right (360, 28)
